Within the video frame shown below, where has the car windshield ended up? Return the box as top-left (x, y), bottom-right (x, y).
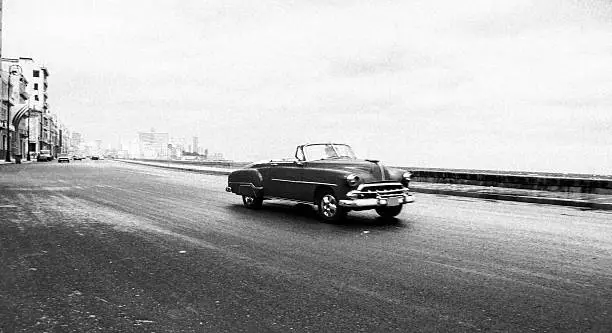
top-left (302, 144), bottom-right (357, 161)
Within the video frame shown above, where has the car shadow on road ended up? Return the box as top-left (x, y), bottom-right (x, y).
top-left (229, 202), bottom-right (413, 231)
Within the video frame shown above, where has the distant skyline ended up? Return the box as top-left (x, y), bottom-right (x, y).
top-left (3, 0), bottom-right (612, 174)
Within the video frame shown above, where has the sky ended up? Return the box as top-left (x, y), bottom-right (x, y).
top-left (3, 0), bottom-right (612, 174)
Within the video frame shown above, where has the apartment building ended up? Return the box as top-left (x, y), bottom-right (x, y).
top-left (138, 130), bottom-right (169, 159)
top-left (1, 58), bottom-right (30, 160)
top-left (1, 57), bottom-right (53, 159)
top-left (21, 58), bottom-right (53, 156)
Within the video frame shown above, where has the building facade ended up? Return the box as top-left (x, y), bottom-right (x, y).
top-left (192, 136), bottom-right (199, 154)
top-left (23, 58), bottom-right (53, 157)
top-left (71, 132), bottom-right (82, 153)
top-left (138, 131), bottom-right (169, 159)
top-left (1, 58), bottom-right (30, 160)
top-left (1, 57), bottom-right (53, 160)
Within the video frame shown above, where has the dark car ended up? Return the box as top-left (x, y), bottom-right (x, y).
top-left (36, 149), bottom-right (53, 162)
top-left (226, 143), bottom-right (414, 221)
top-left (57, 154), bottom-right (70, 163)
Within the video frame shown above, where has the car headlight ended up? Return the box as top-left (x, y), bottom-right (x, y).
top-left (346, 174), bottom-right (360, 187)
top-left (401, 172), bottom-right (411, 187)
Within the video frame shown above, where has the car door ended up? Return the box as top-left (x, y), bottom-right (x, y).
top-left (295, 161), bottom-right (339, 202)
top-left (262, 161), bottom-right (304, 200)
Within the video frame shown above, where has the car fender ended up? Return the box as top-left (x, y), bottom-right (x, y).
top-left (385, 166), bottom-right (407, 182)
top-left (228, 168), bottom-right (264, 197)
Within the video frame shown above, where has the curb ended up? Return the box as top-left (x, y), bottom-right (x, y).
top-left (118, 159), bottom-right (231, 176)
top-left (118, 160), bottom-right (612, 211)
top-left (0, 161), bottom-right (35, 166)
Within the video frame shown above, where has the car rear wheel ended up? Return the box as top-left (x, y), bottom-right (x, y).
top-left (375, 206), bottom-right (403, 219)
top-left (242, 195), bottom-right (263, 209)
top-left (316, 190), bottom-right (346, 222)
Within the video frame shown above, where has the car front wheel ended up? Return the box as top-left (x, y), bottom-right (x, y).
top-left (317, 190), bottom-right (346, 222)
top-left (242, 195), bottom-right (263, 209)
top-left (375, 205), bottom-right (403, 219)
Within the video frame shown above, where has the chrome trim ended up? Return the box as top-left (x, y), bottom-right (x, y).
top-left (339, 194), bottom-right (414, 208)
top-left (320, 194), bottom-right (339, 217)
top-left (271, 178), bottom-right (337, 187)
top-left (356, 182), bottom-right (403, 190)
top-left (227, 182), bottom-right (264, 190)
top-left (349, 188), bottom-right (407, 195)
top-left (265, 196), bottom-right (315, 206)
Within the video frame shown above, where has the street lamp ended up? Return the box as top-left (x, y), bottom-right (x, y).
top-left (4, 64), bottom-right (22, 162)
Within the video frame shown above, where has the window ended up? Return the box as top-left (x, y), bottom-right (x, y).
top-left (34, 95), bottom-right (39, 101)
top-left (34, 83), bottom-right (39, 90)
top-left (33, 70), bottom-right (40, 77)
top-left (296, 147), bottom-right (305, 161)
top-left (302, 144), bottom-right (357, 161)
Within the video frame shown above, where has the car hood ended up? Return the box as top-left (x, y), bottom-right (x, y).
top-left (307, 159), bottom-right (395, 182)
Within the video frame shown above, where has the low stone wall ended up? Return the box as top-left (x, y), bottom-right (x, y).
top-left (128, 159), bottom-right (612, 194)
top-left (135, 158), bottom-right (250, 169)
top-left (408, 170), bottom-right (612, 194)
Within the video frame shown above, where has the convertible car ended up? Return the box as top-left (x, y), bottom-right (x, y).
top-left (226, 143), bottom-right (414, 221)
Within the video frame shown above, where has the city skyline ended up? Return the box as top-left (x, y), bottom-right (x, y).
top-left (3, 0), bottom-right (612, 173)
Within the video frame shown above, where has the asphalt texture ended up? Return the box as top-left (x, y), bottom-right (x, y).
top-left (1, 160), bottom-right (611, 332)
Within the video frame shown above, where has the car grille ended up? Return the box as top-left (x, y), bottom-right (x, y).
top-left (356, 182), bottom-right (405, 199)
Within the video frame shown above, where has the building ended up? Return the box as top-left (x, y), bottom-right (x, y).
top-left (50, 113), bottom-right (59, 156)
top-left (71, 132), bottom-right (82, 151)
top-left (19, 58), bottom-right (51, 156)
top-left (1, 57), bottom-right (53, 159)
top-left (169, 137), bottom-right (187, 159)
top-left (138, 130), bottom-right (169, 159)
top-left (192, 136), bottom-right (199, 154)
top-left (1, 58), bottom-right (30, 160)
top-left (60, 125), bottom-right (70, 154)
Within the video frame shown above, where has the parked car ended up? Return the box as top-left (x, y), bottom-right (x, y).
top-left (37, 149), bottom-right (53, 162)
top-left (72, 155), bottom-right (84, 160)
top-left (57, 154), bottom-right (70, 163)
top-left (226, 143), bottom-right (414, 221)
top-left (91, 155), bottom-right (100, 160)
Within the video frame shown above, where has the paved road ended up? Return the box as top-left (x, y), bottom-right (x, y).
top-left (1, 161), bottom-right (611, 332)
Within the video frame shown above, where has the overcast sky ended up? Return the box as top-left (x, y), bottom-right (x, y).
top-left (4, 0), bottom-right (612, 174)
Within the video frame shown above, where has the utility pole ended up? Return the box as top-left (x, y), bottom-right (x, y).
top-left (5, 69), bottom-right (10, 162)
top-left (26, 110), bottom-right (30, 160)
top-left (0, 0), bottom-right (5, 161)
top-left (0, 0), bottom-right (3, 61)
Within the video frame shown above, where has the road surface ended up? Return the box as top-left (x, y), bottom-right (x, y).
top-left (1, 160), bottom-right (611, 332)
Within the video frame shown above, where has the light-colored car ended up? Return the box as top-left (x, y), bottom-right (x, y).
top-left (57, 154), bottom-right (70, 163)
top-left (226, 143), bottom-right (414, 221)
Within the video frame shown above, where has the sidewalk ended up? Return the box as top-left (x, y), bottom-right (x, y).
top-left (0, 160), bottom-right (34, 166)
top-left (117, 159), bottom-right (612, 211)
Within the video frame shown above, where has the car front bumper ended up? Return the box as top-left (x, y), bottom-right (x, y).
top-left (339, 193), bottom-right (414, 208)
